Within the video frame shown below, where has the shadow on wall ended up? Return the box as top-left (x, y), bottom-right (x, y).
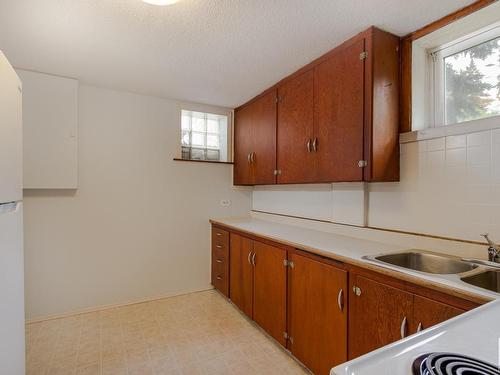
top-left (23, 189), bottom-right (77, 198)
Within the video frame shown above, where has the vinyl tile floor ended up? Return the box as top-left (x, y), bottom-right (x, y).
top-left (26, 290), bottom-right (309, 375)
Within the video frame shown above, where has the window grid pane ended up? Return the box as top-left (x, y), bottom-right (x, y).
top-left (180, 110), bottom-right (225, 161)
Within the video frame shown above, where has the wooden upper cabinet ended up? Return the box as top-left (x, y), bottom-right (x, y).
top-left (276, 70), bottom-right (315, 184)
top-left (252, 90), bottom-right (277, 185)
top-left (233, 105), bottom-right (254, 185)
top-left (252, 241), bottom-right (287, 346)
top-left (348, 274), bottom-right (413, 359)
top-left (229, 233), bottom-right (254, 318)
top-left (233, 26), bottom-right (400, 185)
top-left (411, 295), bottom-right (464, 334)
top-left (233, 90), bottom-right (277, 185)
top-left (314, 38), bottom-right (365, 182)
top-left (364, 28), bottom-right (400, 182)
top-left (288, 252), bottom-right (347, 375)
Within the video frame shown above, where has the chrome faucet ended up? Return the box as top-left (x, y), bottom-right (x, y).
top-left (481, 233), bottom-right (500, 263)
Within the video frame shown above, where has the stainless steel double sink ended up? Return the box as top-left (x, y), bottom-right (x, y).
top-left (363, 250), bottom-right (500, 293)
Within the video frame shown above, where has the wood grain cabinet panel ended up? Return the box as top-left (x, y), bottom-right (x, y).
top-left (276, 70), bottom-right (315, 184)
top-left (314, 38), bottom-right (365, 182)
top-left (229, 233), bottom-right (254, 318)
top-left (233, 90), bottom-right (277, 185)
top-left (288, 253), bottom-right (348, 375)
top-left (233, 105), bottom-right (254, 185)
top-left (411, 295), bottom-right (464, 334)
top-left (233, 27), bottom-right (400, 185)
top-left (253, 241), bottom-right (287, 346)
top-left (348, 274), bottom-right (413, 359)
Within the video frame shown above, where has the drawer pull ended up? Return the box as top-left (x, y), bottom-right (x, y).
top-left (337, 289), bottom-right (344, 312)
top-left (417, 322), bottom-right (423, 333)
top-left (400, 316), bottom-right (407, 339)
top-left (216, 245), bottom-right (222, 249)
top-left (216, 276), bottom-right (222, 280)
top-left (216, 232), bottom-right (222, 236)
top-left (215, 259), bottom-right (223, 263)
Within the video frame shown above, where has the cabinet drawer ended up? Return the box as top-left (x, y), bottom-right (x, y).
top-left (212, 227), bottom-right (229, 248)
top-left (212, 258), bottom-right (229, 297)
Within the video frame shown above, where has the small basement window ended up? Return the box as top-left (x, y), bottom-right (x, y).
top-left (180, 110), bottom-right (230, 162)
top-left (429, 24), bottom-right (500, 127)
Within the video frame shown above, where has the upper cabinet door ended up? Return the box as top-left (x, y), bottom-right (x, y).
top-left (252, 90), bottom-right (277, 185)
top-left (277, 70), bottom-right (315, 184)
top-left (314, 38), bottom-right (365, 182)
top-left (233, 105), bottom-right (254, 185)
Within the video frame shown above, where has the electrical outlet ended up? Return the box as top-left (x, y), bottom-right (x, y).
top-left (220, 199), bottom-right (231, 207)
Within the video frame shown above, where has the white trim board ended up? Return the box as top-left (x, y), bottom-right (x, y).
top-left (400, 116), bottom-right (500, 143)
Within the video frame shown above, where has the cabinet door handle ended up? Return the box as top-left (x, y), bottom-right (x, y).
top-left (247, 251), bottom-right (252, 265)
top-left (417, 322), bottom-right (423, 333)
top-left (312, 137), bottom-right (318, 152)
top-left (250, 152), bottom-right (255, 163)
top-left (252, 252), bottom-right (256, 266)
top-left (400, 316), bottom-right (407, 339)
top-left (307, 139), bottom-right (312, 152)
top-left (337, 289), bottom-right (344, 312)
top-left (247, 153), bottom-right (252, 163)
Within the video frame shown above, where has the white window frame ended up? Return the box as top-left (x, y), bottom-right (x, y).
top-left (178, 107), bottom-right (233, 163)
top-left (428, 22), bottom-right (500, 128)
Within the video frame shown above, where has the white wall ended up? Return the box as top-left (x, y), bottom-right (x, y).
top-left (23, 85), bottom-right (252, 320)
top-left (253, 128), bottom-right (500, 243)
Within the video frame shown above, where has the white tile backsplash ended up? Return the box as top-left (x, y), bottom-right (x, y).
top-left (252, 128), bottom-right (500, 242)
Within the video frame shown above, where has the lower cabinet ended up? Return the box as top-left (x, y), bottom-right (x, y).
top-left (253, 241), bottom-right (287, 346)
top-left (211, 225), bottom-right (479, 374)
top-left (348, 273), bottom-right (414, 359)
top-left (411, 295), bottom-right (464, 333)
top-left (229, 232), bottom-right (287, 345)
top-left (349, 271), bottom-right (467, 360)
top-left (229, 233), bottom-right (253, 317)
top-left (288, 252), bottom-right (348, 375)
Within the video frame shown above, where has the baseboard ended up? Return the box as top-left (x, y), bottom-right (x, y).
top-left (26, 286), bottom-right (214, 324)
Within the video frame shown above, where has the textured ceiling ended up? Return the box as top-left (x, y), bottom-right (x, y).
top-left (0, 0), bottom-right (478, 108)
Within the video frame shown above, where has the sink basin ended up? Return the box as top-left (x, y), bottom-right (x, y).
top-left (462, 270), bottom-right (500, 293)
top-left (372, 251), bottom-right (478, 274)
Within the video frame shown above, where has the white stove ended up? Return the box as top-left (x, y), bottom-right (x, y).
top-left (332, 299), bottom-right (500, 375)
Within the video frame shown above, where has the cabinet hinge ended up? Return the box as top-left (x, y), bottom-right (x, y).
top-left (358, 160), bottom-right (368, 168)
top-left (274, 169), bottom-right (282, 176)
top-left (360, 51), bottom-right (368, 60)
top-left (283, 332), bottom-right (294, 344)
top-left (283, 259), bottom-right (294, 268)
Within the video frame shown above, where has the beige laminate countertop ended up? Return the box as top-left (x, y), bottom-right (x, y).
top-left (210, 216), bottom-right (498, 304)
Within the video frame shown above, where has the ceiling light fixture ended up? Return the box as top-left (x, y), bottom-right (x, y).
top-left (142, 0), bottom-right (179, 5)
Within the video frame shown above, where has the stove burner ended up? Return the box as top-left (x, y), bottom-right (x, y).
top-left (413, 353), bottom-right (500, 375)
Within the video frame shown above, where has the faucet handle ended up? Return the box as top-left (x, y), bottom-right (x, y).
top-left (482, 233), bottom-right (500, 251)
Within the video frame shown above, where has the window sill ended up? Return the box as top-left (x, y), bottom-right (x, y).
top-left (173, 158), bottom-right (234, 165)
top-left (400, 116), bottom-right (500, 144)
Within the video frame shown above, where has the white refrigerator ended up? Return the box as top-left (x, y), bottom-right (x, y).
top-left (0, 50), bottom-right (25, 375)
